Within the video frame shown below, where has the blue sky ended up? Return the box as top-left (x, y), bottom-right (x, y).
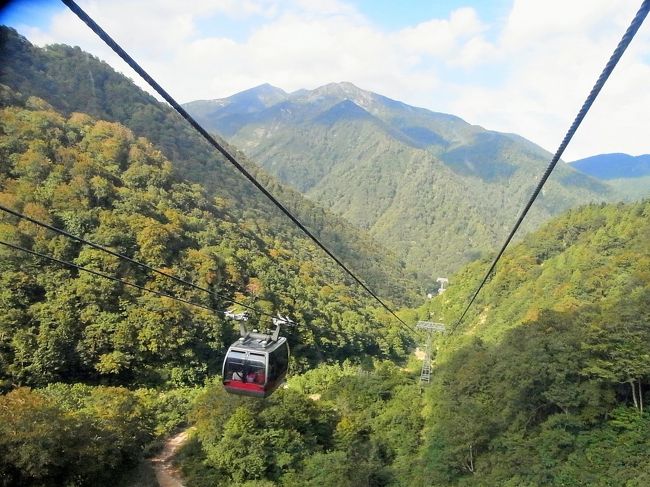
top-left (1, 0), bottom-right (60, 28)
top-left (1, 0), bottom-right (509, 36)
top-left (350, 0), bottom-right (510, 32)
top-left (1, 0), bottom-right (648, 160)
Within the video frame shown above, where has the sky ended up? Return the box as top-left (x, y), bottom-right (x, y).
top-left (1, 0), bottom-right (648, 161)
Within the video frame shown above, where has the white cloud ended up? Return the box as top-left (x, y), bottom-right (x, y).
top-left (11, 0), bottom-right (650, 159)
top-left (501, 0), bottom-right (623, 50)
top-left (395, 7), bottom-right (485, 57)
top-left (447, 0), bottom-right (650, 159)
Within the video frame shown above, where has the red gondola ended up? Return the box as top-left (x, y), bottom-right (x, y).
top-left (222, 322), bottom-right (289, 398)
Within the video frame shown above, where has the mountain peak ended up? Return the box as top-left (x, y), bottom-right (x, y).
top-left (245, 83), bottom-right (286, 95)
top-left (314, 81), bottom-right (368, 96)
top-left (298, 82), bottom-right (376, 111)
top-left (229, 83), bottom-right (288, 106)
top-left (315, 81), bottom-right (366, 94)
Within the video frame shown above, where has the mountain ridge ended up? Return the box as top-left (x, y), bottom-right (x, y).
top-left (569, 152), bottom-right (650, 179)
top-left (185, 82), bottom-right (614, 285)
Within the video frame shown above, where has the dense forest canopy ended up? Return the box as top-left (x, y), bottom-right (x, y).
top-left (0, 95), bottom-right (412, 389)
top-left (0, 25), bottom-right (648, 487)
top-left (169, 201), bottom-right (650, 487)
top-left (0, 90), bottom-right (413, 485)
top-left (426, 200), bottom-right (650, 344)
top-left (413, 199), bottom-right (650, 486)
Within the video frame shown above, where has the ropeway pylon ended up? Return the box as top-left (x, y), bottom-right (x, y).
top-left (416, 321), bottom-right (446, 384)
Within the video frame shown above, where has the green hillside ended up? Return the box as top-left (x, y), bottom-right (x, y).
top-left (425, 200), bottom-right (650, 344)
top-left (0, 95), bottom-right (414, 383)
top-left (0, 96), bottom-right (415, 484)
top-left (606, 175), bottom-right (650, 200)
top-left (0, 27), bottom-right (418, 304)
top-left (411, 199), bottom-right (650, 485)
top-left (176, 200), bottom-right (650, 486)
top-left (1, 25), bottom-right (648, 487)
top-left (186, 82), bottom-right (614, 287)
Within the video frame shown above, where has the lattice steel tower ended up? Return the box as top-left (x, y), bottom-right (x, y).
top-left (416, 321), bottom-right (446, 384)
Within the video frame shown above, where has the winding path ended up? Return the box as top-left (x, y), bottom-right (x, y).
top-left (150, 429), bottom-right (192, 487)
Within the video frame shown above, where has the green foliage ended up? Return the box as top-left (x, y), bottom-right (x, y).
top-left (0, 100), bottom-right (413, 390)
top-left (182, 362), bottom-right (424, 486)
top-left (0, 386), bottom-right (153, 486)
top-left (0, 26), bottom-right (420, 304)
top-left (426, 200), bottom-right (650, 344)
top-left (286, 360), bottom-right (359, 394)
top-left (186, 384), bottom-right (337, 484)
top-left (0, 382), bottom-right (201, 485)
top-left (411, 200), bottom-right (650, 485)
top-left (186, 83), bottom-right (615, 287)
top-left (0, 88), bottom-right (413, 485)
top-left (1, 26), bottom-right (648, 487)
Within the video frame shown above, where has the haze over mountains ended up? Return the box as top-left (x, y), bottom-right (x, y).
top-left (569, 153), bottom-right (650, 201)
top-left (186, 83), bottom-right (615, 284)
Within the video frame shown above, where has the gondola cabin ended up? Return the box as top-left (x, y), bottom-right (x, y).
top-left (222, 323), bottom-right (289, 398)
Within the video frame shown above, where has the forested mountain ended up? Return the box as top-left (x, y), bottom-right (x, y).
top-left (0, 94), bottom-right (413, 382)
top-left (426, 200), bottom-right (650, 342)
top-left (0, 27), bottom-right (418, 304)
top-left (0, 91), bottom-right (413, 484)
top-left (186, 82), bottom-right (613, 285)
top-left (413, 199), bottom-right (650, 485)
top-left (0, 27), bottom-right (417, 484)
top-left (1, 25), bottom-right (648, 487)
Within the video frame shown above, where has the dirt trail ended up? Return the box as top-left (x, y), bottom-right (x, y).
top-left (150, 429), bottom-right (192, 487)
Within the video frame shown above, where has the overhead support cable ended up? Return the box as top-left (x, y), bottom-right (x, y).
top-left (451, 0), bottom-right (650, 333)
top-left (60, 0), bottom-right (413, 334)
top-left (0, 203), bottom-right (291, 323)
top-left (0, 239), bottom-right (215, 312)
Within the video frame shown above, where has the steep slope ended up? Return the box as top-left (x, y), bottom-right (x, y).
top-left (186, 82), bottom-right (613, 286)
top-left (413, 200), bottom-right (650, 485)
top-left (0, 94), bottom-right (415, 387)
top-left (0, 27), bottom-right (418, 303)
top-left (0, 95), bottom-right (417, 486)
top-left (424, 199), bottom-right (650, 344)
top-left (178, 201), bottom-right (650, 486)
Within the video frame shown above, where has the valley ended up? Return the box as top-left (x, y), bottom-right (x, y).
top-left (0, 14), bottom-right (649, 487)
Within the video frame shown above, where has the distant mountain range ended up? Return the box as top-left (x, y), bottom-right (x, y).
top-left (569, 153), bottom-right (650, 179)
top-left (569, 153), bottom-right (650, 201)
top-left (185, 83), bottom-right (615, 284)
